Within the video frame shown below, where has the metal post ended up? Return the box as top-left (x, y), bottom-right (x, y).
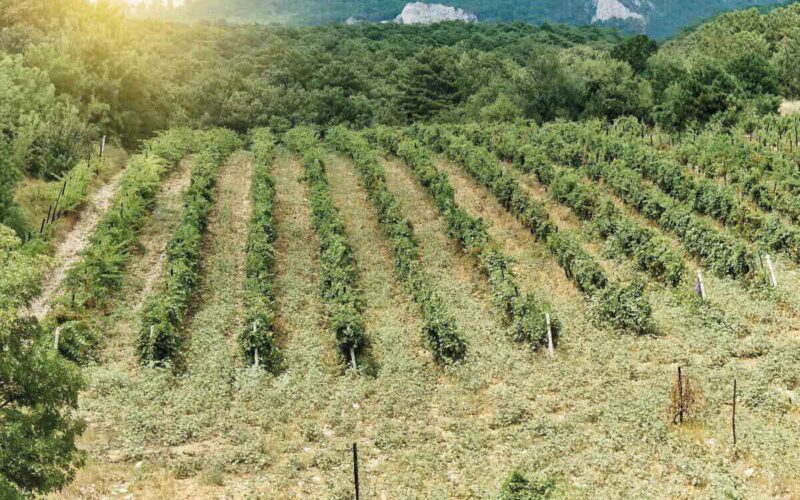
top-left (732, 378), bottom-right (737, 449)
top-left (353, 443), bottom-right (360, 500)
top-left (545, 313), bottom-right (554, 359)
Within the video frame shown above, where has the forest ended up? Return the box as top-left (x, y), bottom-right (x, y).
top-left (3, 0), bottom-right (800, 497)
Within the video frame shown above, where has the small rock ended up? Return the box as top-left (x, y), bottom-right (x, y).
top-left (134, 461), bottom-right (144, 470)
top-left (352, 402), bottom-right (360, 410)
top-left (705, 438), bottom-right (716, 447)
top-left (744, 468), bottom-right (755, 478)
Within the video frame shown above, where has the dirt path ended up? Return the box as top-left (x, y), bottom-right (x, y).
top-left (31, 167), bottom-right (128, 320)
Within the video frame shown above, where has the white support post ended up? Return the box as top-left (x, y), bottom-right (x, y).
top-left (350, 347), bottom-right (358, 371)
top-left (697, 271), bottom-right (706, 301)
top-left (100, 135), bottom-right (106, 158)
top-left (545, 313), bottom-right (554, 359)
top-left (53, 327), bottom-right (61, 350)
top-left (765, 254), bottom-right (778, 288)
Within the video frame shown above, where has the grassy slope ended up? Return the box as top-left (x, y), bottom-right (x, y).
top-left (51, 147), bottom-right (800, 497)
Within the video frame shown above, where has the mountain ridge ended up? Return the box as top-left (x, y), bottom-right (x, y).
top-left (145, 0), bottom-right (794, 38)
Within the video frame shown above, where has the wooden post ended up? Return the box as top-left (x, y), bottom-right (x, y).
top-left (52, 197), bottom-right (61, 223)
top-left (350, 347), bottom-right (358, 371)
top-left (352, 443), bottom-right (360, 500)
top-left (545, 313), bottom-right (554, 359)
top-left (696, 271), bottom-right (706, 301)
top-left (53, 327), bottom-right (61, 350)
top-left (765, 254), bottom-right (777, 288)
top-left (40, 218), bottom-right (46, 235)
top-left (100, 135), bottom-right (106, 158)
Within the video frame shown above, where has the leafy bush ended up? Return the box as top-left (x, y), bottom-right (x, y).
top-left (499, 470), bottom-right (556, 500)
top-left (56, 320), bottom-right (96, 365)
top-left (0, 225), bottom-right (85, 498)
top-left (328, 126), bottom-right (467, 363)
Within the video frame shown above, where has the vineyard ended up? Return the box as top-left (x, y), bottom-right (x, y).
top-left (0, 114), bottom-right (795, 498)
top-left (5, 2), bottom-right (800, 499)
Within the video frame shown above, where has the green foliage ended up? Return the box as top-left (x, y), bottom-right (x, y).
top-left (238, 129), bottom-right (281, 370)
top-left (499, 470), bottom-right (555, 499)
top-left (611, 34), bottom-right (658, 74)
top-left (284, 127), bottom-right (366, 362)
top-left (397, 47), bottom-right (463, 121)
top-left (328, 126), bottom-right (467, 363)
top-left (0, 225), bottom-right (85, 497)
top-left (138, 129), bottom-right (241, 366)
top-left (56, 320), bottom-right (97, 365)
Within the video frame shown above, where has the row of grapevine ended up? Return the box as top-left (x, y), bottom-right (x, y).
top-left (369, 127), bottom-right (559, 348)
top-left (237, 129), bottom-right (281, 371)
top-left (410, 126), bottom-right (653, 335)
top-left (327, 126), bottom-right (468, 363)
top-left (283, 127), bottom-right (366, 367)
top-left (503, 121), bottom-right (759, 280)
top-left (602, 126), bottom-right (800, 265)
top-left (49, 129), bottom-right (201, 363)
top-left (541, 118), bottom-right (800, 267)
top-left (677, 135), bottom-right (800, 224)
top-left (458, 124), bottom-right (686, 287)
top-left (138, 129), bottom-right (241, 366)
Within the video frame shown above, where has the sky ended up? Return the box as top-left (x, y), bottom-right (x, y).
top-left (88, 0), bottom-right (186, 6)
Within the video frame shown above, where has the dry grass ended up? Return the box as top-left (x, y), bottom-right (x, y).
top-left (780, 100), bottom-right (800, 116)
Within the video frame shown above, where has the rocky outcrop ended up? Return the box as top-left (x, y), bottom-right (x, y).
top-left (591, 0), bottom-right (648, 22)
top-left (394, 2), bottom-right (477, 25)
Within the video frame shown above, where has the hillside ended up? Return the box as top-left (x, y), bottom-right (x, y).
top-left (4, 1), bottom-right (800, 498)
top-left (153, 0), bottom-right (791, 38)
